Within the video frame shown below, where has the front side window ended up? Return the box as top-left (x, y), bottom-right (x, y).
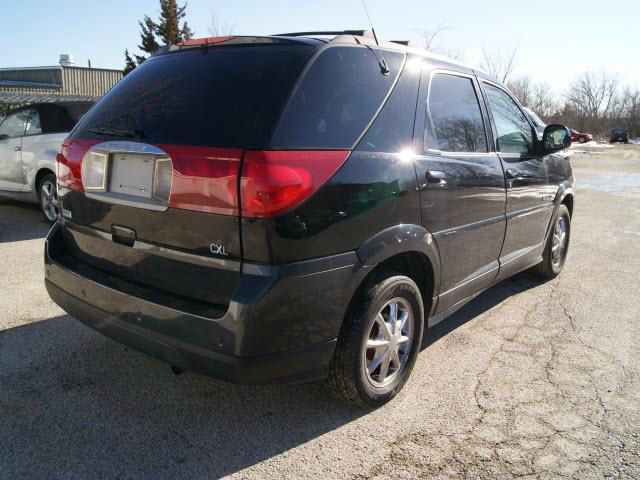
top-left (0, 110), bottom-right (30, 139)
top-left (25, 110), bottom-right (42, 135)
top-left (484, 83), bottom-right (533, 155)
top-left (427, 74), bottom-right (488, 153)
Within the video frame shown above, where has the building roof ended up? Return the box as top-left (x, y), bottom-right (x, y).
top-left (0, 64), bottom-right (122, 105)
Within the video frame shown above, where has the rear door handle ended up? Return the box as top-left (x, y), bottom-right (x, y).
top-left (14, 146), bottom-right (21, 152)
top-left (426, 170), bottom-right (447, 185)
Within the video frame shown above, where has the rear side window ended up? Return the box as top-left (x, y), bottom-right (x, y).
top-left (426, 74), bottom-right (488, 153)
top-left (36, 104), bottom-right (75, 134)
top-left (358, 56), bottom-right (420, 153)
top-left (271, 46), bottom-right (404, 149)
top-left (484, 83), bottom-right (533, 155)
top-left (72, 45), bottom-right (313, 147)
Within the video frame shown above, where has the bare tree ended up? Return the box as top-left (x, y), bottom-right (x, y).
top-left (531, 82), bottom-right (558, 119)
top-left (419, 23), bottom-right (465, 61)
top-left (565, 70), bottom-right (619, 121)
top-left (620, 87), bottom-right (640, 135)
top-left (507, 76), bottom-right (532, 107)
top-left (422, 21), bottom-right (448, 52)
top-left (208, 10), bottom-right (234, 36)
top-left (481, 46), bottom-right (518, 83)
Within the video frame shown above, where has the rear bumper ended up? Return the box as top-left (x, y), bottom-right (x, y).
top-left (45, 223), bottom-right (369, 384)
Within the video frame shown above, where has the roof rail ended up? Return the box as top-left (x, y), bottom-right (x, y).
top-left (390, 40), bottom-right (410, 46)
top-left (273, 30), bottom-right (371, 38)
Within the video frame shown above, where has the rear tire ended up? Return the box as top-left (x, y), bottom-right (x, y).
top-left (534, 204), bottom-right (570, 279)
top-left (38, 173), bottom-right (58, 223)
top-left (328, 272), bottom-right (424, 407)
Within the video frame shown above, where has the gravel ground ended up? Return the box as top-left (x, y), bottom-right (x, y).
top-left (1, 145), bottom-right (639, 479)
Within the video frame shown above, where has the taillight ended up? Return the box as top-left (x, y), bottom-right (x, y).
top-left (56, 139), bottom-right (99, 191)
top-left (240, 150), bottom-right (350, 218)
top-left (57, 141), bottom-right (349, 218)
top-left (160, 145), bottom-right (243, 215)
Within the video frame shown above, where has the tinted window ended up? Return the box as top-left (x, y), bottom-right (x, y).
top-left (271, 47), bottom-right (404, 149)
top-left (0, 110), bottom-right (30, 138)
top-left (72, 46), bottom-right (313, 147)
top-left (484, 83), bottom-right (533, 154)
top-left (427, 74), bottom-right (487, 153)
top-left (358, 56), bottom-right (420, 153)
top-left (25, 110), bottom-right (42, 135)
top-left (39, 104), bottom-right (75, 133)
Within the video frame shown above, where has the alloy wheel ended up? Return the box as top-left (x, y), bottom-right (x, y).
top-left (363, 297), bottom-right (414, 388)
top-left (40, 179), bottom-right (59, 222)
top-left (551, 216), bottom-right (568, 267)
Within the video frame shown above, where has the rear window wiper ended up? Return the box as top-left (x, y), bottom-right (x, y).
top-left (87, 126), bottom-right (145, 139)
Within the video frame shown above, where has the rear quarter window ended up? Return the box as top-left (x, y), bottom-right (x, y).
top-left (270, 46), bottom-right (404, 149)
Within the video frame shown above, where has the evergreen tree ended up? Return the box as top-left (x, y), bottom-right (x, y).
top-left (137, 15), bottom-right (160, 58)
top-left (155, 0), bottom-right (193, 45)
top-left (123, 49), bottom-right (137, 76)
top-left (123, 0), bottom-right (193, 72)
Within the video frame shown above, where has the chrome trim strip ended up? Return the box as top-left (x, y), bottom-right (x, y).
top-left (91, 141), bottom-right (167, 156)
top-left (62, 220), bottom-right (241, 272)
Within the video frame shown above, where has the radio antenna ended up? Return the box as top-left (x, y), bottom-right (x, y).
top-left (360, 0), bottom-right (390, 75)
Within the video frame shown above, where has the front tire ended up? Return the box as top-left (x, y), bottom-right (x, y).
top-left (328, 272), bottom-right (424, 407)
top-left (534, 204), bottom-right (571, 279)
top-left (38, 173), bottom-right (58, 223)
top-left (578, 137), bottom-right (585, 144)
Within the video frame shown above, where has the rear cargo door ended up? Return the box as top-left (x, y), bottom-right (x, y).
top-left (58, 44), bottom-right (313, 311)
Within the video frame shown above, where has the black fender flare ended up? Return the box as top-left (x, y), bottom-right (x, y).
top-left (355, 224), bottom-right (442, 296)
top-left (543, 182), bottom-right (574, 243)
top-left (554, 182), bottom-right (574, 207)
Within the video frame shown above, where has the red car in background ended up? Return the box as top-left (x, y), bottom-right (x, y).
top-left (570, 129), bottom-right (593, 143)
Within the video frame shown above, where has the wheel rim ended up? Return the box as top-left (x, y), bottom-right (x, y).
top-left (551, 216), bottom-right (568, 267)
top-left (40, 180), bottom-right (58, 221)
top-left (363, 297), bottom-right (414, 388)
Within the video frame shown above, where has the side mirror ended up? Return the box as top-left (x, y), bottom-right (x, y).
top-left (542, 124), bottom-right (571, 153)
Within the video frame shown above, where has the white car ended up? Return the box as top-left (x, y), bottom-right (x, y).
top-left (0, 102), bottom-right (93, 221)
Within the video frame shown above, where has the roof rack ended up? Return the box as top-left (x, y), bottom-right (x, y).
top-left (273, 30), bottom-right (371, 38)
top-left (390, 40), bottom-right (410, 46)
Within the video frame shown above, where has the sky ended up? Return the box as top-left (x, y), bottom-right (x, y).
top-left (2, 0), bottom-right (639, 95)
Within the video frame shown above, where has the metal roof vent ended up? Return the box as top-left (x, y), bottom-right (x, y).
top-left (59, 54), bottom-right (75, 67)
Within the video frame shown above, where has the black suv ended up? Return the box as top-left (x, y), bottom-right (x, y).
top-left (610, 127), bottom-right (629, 143)
top-left (45, 32), bottom-right (574, 406)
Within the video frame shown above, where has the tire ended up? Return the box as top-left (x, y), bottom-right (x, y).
top-left (328, 272), bottom-right (425, 407)
top-left (38, 173), bottom-right (58, 223)
top-left (534, 204), bottom-right (571, 279)
top-left (578, 137), bottom-right (585, 144)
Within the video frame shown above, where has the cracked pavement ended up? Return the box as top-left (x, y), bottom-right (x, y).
top-left (1, 144), bottom-right (639, 479)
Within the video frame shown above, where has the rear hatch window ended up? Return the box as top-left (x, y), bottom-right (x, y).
top-left (72, 45), bottom-right (313, 147)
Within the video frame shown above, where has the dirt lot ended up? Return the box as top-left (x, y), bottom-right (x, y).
top-left (1, 144), bottom-right (639, 479)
